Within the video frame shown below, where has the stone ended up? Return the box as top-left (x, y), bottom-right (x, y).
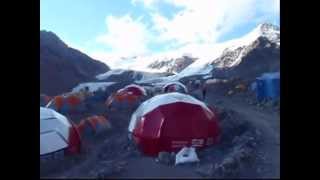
top-left (237, 148), bottom-right (254, 164)
top-left (94, 162), bottom-right (125, 178)
top-left (232, 136), bottom-right (240, 144)
top-left (195, 164), bottom-right (215, 177)
top-left (158, 151), bottom-right (173, 165)
top-left (264, 100), bottom-right (274, 108)
top-left (117, 161), bottom-right (128, 167)
top-left (95, 165), bottom-right (114, 178)
top-left (255, 129), bottom-right (262, 136)
top-left (170, 152), bottom-right (176, 163)
top-left (222, 157), bottom-right (239, 170)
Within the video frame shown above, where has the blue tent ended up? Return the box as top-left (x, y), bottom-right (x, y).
top-left (255, 72), bottom-right (280, 101)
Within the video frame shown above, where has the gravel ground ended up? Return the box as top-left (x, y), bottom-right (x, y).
top-left (40, 82), bottom-right (280, 178)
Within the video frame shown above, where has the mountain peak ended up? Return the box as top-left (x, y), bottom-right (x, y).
top-left (246, 22), bottom-right (280, 43)
top-left (258, 23), bottom-right (280, 32)
top-left (40, 30), bottom-right (68, 49)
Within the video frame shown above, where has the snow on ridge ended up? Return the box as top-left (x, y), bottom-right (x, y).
top-left (72, 82), bottom-right (116, 93)
top-left (174, 23), bottom-right (280, 78)
top-left (102, 23), bottom-right (280, 82)
top-left (96, 69), bottom-right (127, 80)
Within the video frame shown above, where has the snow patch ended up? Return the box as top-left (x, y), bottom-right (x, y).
top-left (72, 82), bottom-right (116, 93)
top-left (96, 69), bottom-right (126, 80)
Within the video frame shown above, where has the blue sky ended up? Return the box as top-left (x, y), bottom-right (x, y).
top-left (41, 0), bottom-right (279, 61)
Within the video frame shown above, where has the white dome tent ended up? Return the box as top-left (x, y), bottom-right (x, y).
top-left (40, 107), bottom-right (81, 160)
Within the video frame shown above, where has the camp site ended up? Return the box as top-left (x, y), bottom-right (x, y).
top-left (40, 1), bottom-right (280, 178)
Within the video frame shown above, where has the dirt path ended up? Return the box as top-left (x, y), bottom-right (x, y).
top-left (118, 157), bottom-right (201, 178)
top-left (205, 92), bottom-right (280, 178)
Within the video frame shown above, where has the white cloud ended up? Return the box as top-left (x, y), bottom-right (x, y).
top-left (151, 0), bottom-right (258, 46)
top-left (92, 0), bottom-right (279, 64)
top-left (96, 15), bottom-right (152, 57)
top-left (89, 51), bottom-right (123, 68)
top-left (149, 0), bottom-right (279, 49)
top-left (131, 0), bottom-right (160, 8)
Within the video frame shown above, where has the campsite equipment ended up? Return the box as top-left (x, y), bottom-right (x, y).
top-left (175, 147), bottom-right (200, 165)
top-left (129, 92), bottom-right (220, 156)
top-left (40, 107), bottom-right (81, 160)
top-left (227, 90), bottom-right (234, 96)
top-left (255, 72), bottom-right (280, 101)
top-left (235, 83), bottom-right (247, 91)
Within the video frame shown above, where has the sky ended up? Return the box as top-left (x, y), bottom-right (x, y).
top-left (40, 0), bottom-right (280, 62)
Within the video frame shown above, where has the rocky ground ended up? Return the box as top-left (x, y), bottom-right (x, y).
top-left (40, 81), bottom-right (280, 178)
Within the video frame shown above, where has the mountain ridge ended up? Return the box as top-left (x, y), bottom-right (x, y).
top-left (40, 30), bottom-right (110, 96)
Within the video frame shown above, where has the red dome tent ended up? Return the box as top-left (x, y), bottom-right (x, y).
top-left (128, 92), bottom-right (220, 156)
top-left (162, 82), bottom-right (188, 93)
top-left (106, 84), bottom-right (147, 109)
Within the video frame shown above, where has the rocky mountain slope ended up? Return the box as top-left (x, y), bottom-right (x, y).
top-left (147, 55), bottom-right (197, 74)
top-left (40, 31), bottom-right (110, 95)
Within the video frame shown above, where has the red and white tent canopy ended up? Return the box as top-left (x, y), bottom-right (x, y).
top-left (40, 107), bottom-right (81, 156)
top-left (119, 84), bottom-right (147, 96)
top-left (106, 84), bottom-right (147, 108)
top-left (162, 82), bottom-right (188, 93)
top-left (129, 92), bottom-right (220, 156)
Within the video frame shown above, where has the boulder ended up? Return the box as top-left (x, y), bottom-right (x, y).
top-left (157, 151), bottom-right (174, 165)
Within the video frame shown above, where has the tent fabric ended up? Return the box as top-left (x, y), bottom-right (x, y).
top-left (118, 84), bottom-right (147, 96)
top-left (77, 116), bottom-right (111, 138)
top-left (40, 107), bottom-right (81, 156)
top-left (52, 96), bottom-right (64, 111)
top-left (46, 94), bottom-right (85, 114)
top-left (66, 120), bottom-right (82, 154)
top-left (129, 92), bottom-right (220, 156)
top-left (86, 115), bottom-right (110, 132)
top-left (66, 95), bottom-right (82, 107)
top-left (40, 132), bottom-right (68, 155)
top-left (40, 94), bottom-right (52, 107)
top-left (163, 82), bottom-right (188, 93)
top-left (106, 85), bottom-right (146, 108)
top-left (255, 72), bottom-right (280, 101)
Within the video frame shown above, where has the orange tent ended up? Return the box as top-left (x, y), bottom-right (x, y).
top-left (47, 94), bottom-right (84, 114)
top-left (40, 94), bottom-right (52, 106)
top-left (66, 95), bottom-right (82, 107)
top-left (52, 95), bottom-right (64, 111)
top-left (77, 115), bottom-right (111, 139)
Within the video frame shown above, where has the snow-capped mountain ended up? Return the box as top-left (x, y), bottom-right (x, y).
top-left (105, 23), bottom-right (278, 74)
top-left (96, 69), bottom-right (173, 84)
top-left (104, 52), bottom-right (197, 74)
top-left (94, 23), bottom-right (279, 84)
top-left (147, 55), bottom-right (198, 74)
top-left (176, 23), bottom-right (280, 78)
